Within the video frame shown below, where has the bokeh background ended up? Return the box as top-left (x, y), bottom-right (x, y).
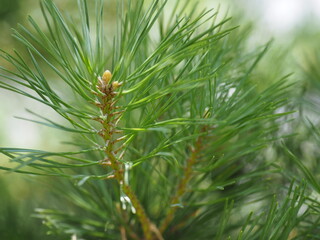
top-left (1, 0), bottom-right (320, 239)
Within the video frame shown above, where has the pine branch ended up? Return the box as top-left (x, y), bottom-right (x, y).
top-left (160, 125), bottom-right (208, 233)
top-left (93, 70), bottom-right (161, 239)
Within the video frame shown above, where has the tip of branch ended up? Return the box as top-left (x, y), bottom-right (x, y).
top-left (102, 70), bottom-right (112, 84)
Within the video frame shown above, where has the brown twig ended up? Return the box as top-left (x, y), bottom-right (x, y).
top-left (159, 128), bottom-right (205, 234)
top-left (120, 226), bottom-right (128, 240)
top-left (94, 70), bottom-right (158, 240)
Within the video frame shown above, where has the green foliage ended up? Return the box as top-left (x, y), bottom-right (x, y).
top-left (0, 0), bottom-right (20, 21)
top-left (0, 176), bottom-right (63, 240)
top-left (1, 0), bottom-right (320, 239)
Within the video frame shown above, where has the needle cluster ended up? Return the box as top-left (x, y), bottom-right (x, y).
top-left (1, 0), bottom-right (320, 240)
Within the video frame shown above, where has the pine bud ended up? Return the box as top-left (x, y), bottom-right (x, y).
top-left (112, 81), bottom-right (122, 89)
top-left (102, 70), bottom-right (112, 84)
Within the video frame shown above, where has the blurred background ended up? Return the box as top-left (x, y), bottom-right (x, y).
top-left (1, 0), bottom-right (320, 239)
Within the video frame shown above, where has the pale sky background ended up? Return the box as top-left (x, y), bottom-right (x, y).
top-left (1, 0), bottom-right (320, 149)
top-left (261, 0), bottom-right (320, 33)
top-left (224, 0), bottom-right (320, 37)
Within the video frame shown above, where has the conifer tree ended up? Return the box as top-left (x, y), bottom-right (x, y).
top-left (1, 0), bottom-right (319, 239)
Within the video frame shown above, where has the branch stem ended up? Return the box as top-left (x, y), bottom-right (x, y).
top-left (160, 131), bottom-right (204, 233)
top-left (95, 74), bottom-right (155, 240)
